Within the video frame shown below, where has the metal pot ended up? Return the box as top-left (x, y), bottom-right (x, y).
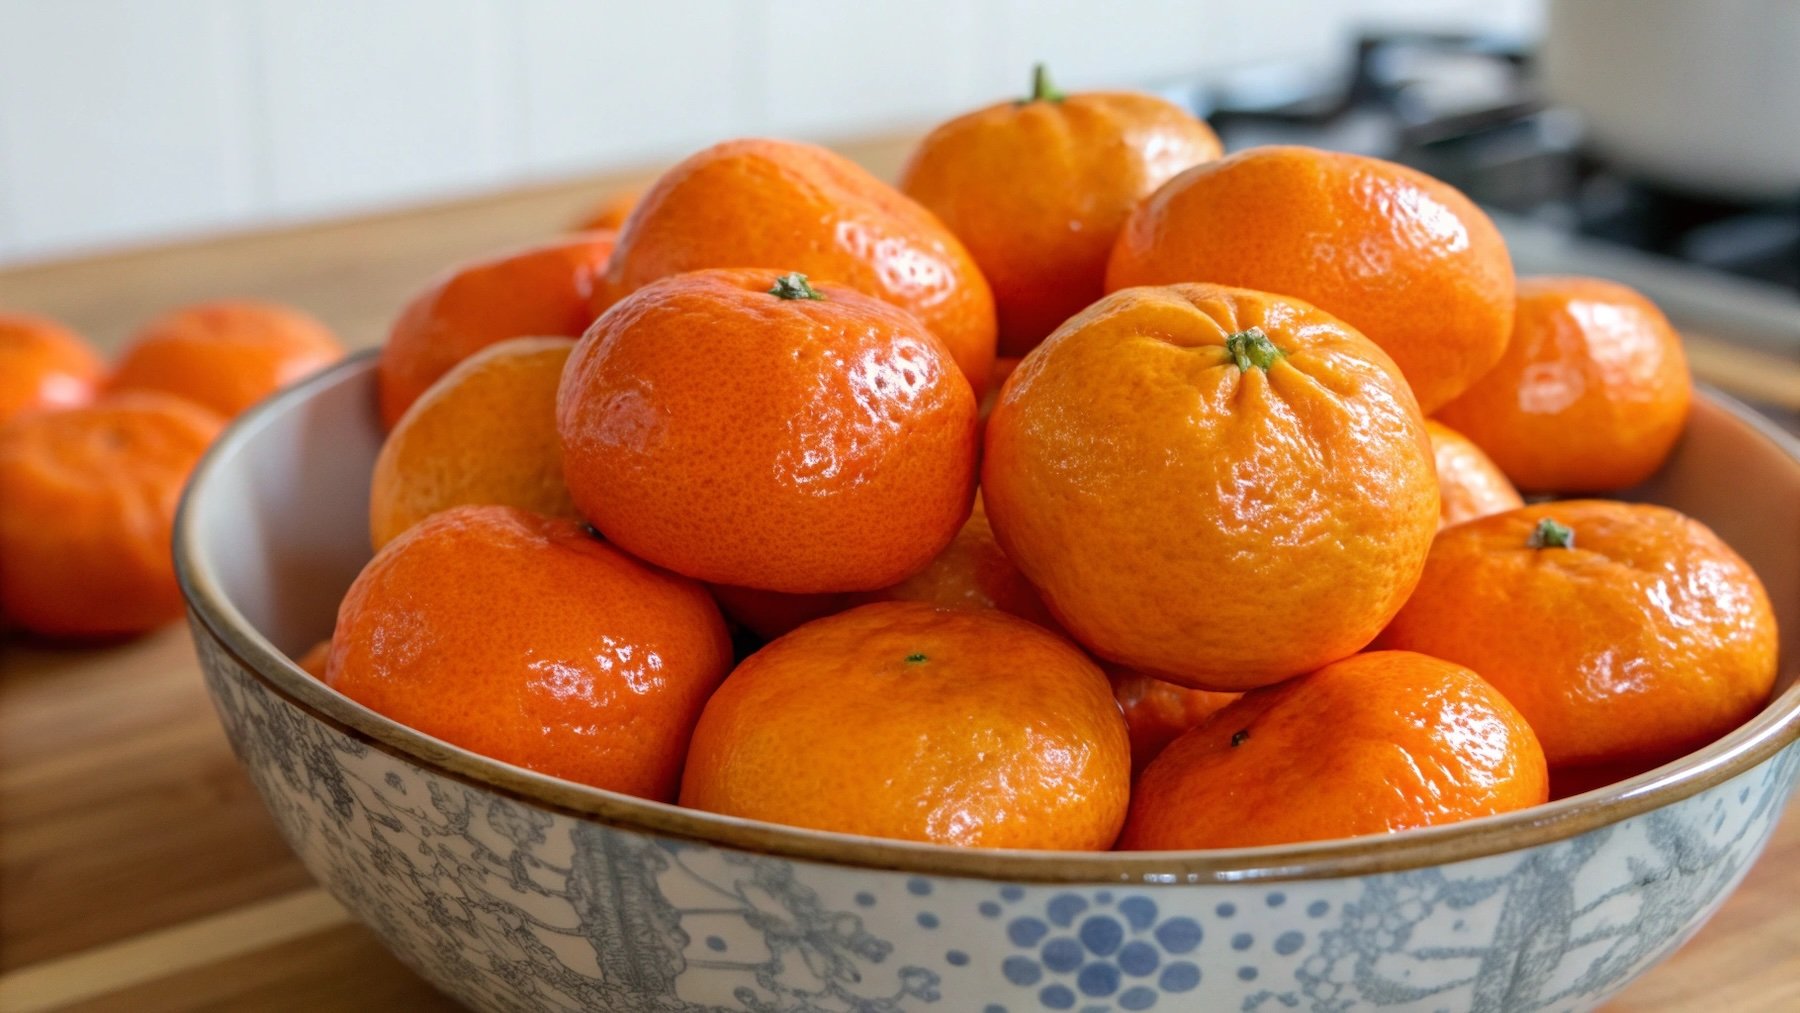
top-left (1542, 0), bottom-right (1800, 201)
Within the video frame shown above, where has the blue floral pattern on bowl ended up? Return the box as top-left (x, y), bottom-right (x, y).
top-left (194, 620), bottom-right (1800, 1013)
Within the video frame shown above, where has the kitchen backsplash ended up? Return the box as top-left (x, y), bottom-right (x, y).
top-left (0, 0), bottom-right (1540, 267)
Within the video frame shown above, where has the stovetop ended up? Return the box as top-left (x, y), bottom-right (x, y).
top-left (1196, 29), bottom-right (1800, 292)
top-left (1164, 29), bottom-right (1800, 436)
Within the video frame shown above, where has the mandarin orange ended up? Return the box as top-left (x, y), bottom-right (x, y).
top-left (1426, 419), bottom-right (1524, 528)
top-left (559, 269), bottom-right (978, 593)
top-left (109, 301), bottom-right (343, 419)
top-left (711, 492), bottom-right (1053, 640)
top-left (708, 584), bottom-right (850, 642)
top-left (369, 337), bottom-right (577, 549)
top-left (983, 283), bottom-right (1438, 690)
top-left (574, 185), bottom-right (643, 231)
top-left (849, 492), bottom-right (1057, 628)
top-left (377, 232), bottom-right (615, 428)
top-left (327, 505), bottom-right (732, 800)
top-left (680, 601), bottom-right (1129, 849)
top-left (1435, 276), bottom-right (1692, 493)
top-left (900, 65), bottom-right (1221, 355)
top-left (1105, 145), bottom-right (1515, 413)
top-left (1377, 501), bottom-right (1778, 772)
top-left (596, 138), bottom-right (996, 394)
top-left (0, 313), bottom-right (103, 425)
top-left (1109, 670), bottom-right (1239, 775)
top-left (295, 639), bottom-right (332, 680)
top-left (0, 393), bottom-right (223, 637)
top-left (1119, 651), bottom-right (1548, 849)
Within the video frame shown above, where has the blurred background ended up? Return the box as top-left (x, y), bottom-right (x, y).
top-left (0, 0), bottom-right (1547, 264)
top-left (0, 0), bottom-right (1795, 418)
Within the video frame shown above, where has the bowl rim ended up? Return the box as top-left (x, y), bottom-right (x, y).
top-left (176, 349), bottom-right (1800, 885)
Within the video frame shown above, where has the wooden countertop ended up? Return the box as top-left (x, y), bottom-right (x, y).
top-left (2, 137), bottom-right (1798, 1012)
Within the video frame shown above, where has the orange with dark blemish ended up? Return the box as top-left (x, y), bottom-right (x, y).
top-left (1377, 500), bottom-right (1778, 771)
top-left (1105, 145), bottom-right (1515, 413)
top-left (680, 601), bottom-right (1129, 849)
top-left (559, 269), bottom-right (979, 594)
top-left (983, 283), bottom-right (1438, 690)
top-left (596, 138), bottom-right (997, 395)
top-left (1119, 650), bottom-right (1549, 849)
top-left (327, 505), bottom-right (732, 800)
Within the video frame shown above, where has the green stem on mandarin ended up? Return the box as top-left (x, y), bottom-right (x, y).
top-left (1225, 327), bottom-right (1285, 372)
top-left (769, 273), bottom-right (825, 301)
top-left (1528, 517), bottom-right (1575, 550)
top-left (1029, 63), bottom-right (1064, 103)
top-left (905, 652), bottom-right (928, 664)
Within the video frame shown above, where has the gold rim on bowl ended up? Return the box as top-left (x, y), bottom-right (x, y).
top-left (175, 350), bottom-right (1800, 885)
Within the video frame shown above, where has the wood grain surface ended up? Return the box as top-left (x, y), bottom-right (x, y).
top-left (2, 136), bottom-right (1797, 1011)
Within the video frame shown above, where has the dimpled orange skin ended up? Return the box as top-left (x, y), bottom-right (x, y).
top-left (0, 393), bottom-right (223, 638)
top-left (378, 232), bottom-right (616, 429)
top-left (1434, 276), bottom-right (1692, 493)
top-left (1118, 651), bottom-right (1549, 850)
top-left (982, 283), bottom-right (1438, 690)
top-left (899, 88), bottom-right (1221, 356)
top-left (597, 139), bottom-right (997, 395)
top-left (109, 301), bottom-right (343, 419)
top-left (0, 313), bottom-right (104, 425)
top-left (1109, 670), bottom-right (1240, 775)
top-left (679, 602), bottom-right (1130, 849)
top-left (327, 505), bottom-right (732, 800)
top-left (1105, 145), bottom-right (1515, 413)
top-left (1426, 420), bottom-right (1523, 528)
top-left (559, 269), bottom-right (979, 594)
top-left (369, 337), bottom-right (578, 550)
top-left (1376, 500), bottom-right (1779, 772)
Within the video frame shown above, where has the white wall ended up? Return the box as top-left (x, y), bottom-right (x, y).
top-left (0, 0), bottom-right (1541, 266)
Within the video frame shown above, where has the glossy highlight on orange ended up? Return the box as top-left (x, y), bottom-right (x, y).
top-left (680, 602), bottom-right (1130, 849)
top-left (1119, 650), bottom-right (1549, 849)
top-left (559, 269), bottom-right (979, 594)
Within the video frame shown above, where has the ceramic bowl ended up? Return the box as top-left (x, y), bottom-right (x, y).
top-left (179, 351), bottom-right (1800, 1013)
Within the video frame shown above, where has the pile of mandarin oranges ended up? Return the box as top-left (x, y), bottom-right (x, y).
top-left (6, 67), bottom-right (1778, 853)
top-left (0, 302), bottom-right (343, 638)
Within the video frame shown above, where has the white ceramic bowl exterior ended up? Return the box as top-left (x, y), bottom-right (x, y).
top-left (182, 355), bottom-right (1800, 1012)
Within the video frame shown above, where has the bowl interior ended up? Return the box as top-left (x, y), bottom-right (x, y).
top-left (186, 353), bottom-right (385, 656)
top-left (178, 350), bottom-right (1800, 879)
